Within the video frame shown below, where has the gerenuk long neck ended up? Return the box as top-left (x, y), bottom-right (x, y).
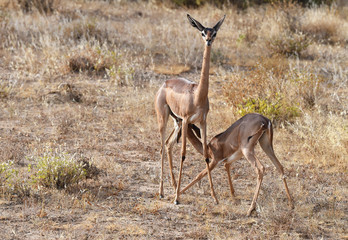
top-left (195, 44), bottom-right (211, 105)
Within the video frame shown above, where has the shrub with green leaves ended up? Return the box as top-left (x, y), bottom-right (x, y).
top-left (30, 148), bottom-right (87, 189)
top-left (237, 94), bottom-right (301, 123)
top-left (0, 161), bottom-right (30, 199)
top-left (0, 161), bottom-right (17, 187)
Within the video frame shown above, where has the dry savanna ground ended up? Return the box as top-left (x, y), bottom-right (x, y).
top-left (0, 0), bottom-right (347, 239)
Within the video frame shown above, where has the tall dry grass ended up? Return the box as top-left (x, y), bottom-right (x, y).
top-left (300, 6), bottom-right (348, 44)
top-left (0, 0), bottom-right (347, 239)
top-left (0, 0), bottom-right (346, 174)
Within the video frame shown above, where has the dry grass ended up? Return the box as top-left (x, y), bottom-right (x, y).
top-left (300, 6), bottom-right (348, 45)
top-left (0, 1), bottom-right (347, 239)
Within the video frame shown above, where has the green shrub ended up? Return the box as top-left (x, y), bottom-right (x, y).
top-left (30, 148), bottom-right (87, 189)
top-left (0, 161), bottom-right (31, 199)
top-left (0, 161), bottom-right (17, 186)
top-left (237, 94), bottom-right (301, 123)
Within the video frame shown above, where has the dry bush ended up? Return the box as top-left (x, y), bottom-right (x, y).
top-left (1, 18), bottom-right (65, 77)
top-left (233, 8), bottom-right (260, 45)
top-left (289, 112), bottom-right (348, 169)
top-left (153, 64), bottom-right (191, 75)
top-left (286, 67), bottom-right (324, 109)
top-left (222, 71), bottom-right (266, 107)
top-left (267, 31), bottom-right (311, 57)
top-left (0, 82), bottom-right (12, 99)
top-left (63, 18), bottom-right (109, 43)
top-left (211, 48), bottom-right (230, 65)
top-left (68, 55), bottom-right (95, 73)
top-left (255, 3), bottom-right (315, 58)
top-left (67, 46), bottom-right (116, 76)
top-left (66, 45), bottom-right (139, 86)
top-left (79, 158), bottom-right (103, 180)
top-left (300, 6), bottom-right (348, 44)
top-left (221, 56), bottom-right (331, 123)
top-left (17, 0), bottom-right (55, 14)
top-left (257, 3), bottom-right (303, 40)
top-left (1, 9), bottom-right (112, 78)
top-left (0, 141), bottom-right (26, 164)
top-left (44, 83), bottom-right (83, 104)
top-left (258, 5), bottom-right (289, 40)
top-left (223, 56), bottom-right (326, 118)
top-left (221, 56), bottom-right (289, 106)
top-left (147, 15), bottom-right (202, 67)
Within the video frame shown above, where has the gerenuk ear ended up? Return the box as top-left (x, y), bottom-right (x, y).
top-left (187, 14), bottom-right (205, 32)
top-left (213, 15), bottom-right (226, 32)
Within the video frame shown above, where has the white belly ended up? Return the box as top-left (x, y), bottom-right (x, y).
top-left (188, 110), bottom-right (206, 124)
top-left (222, 150), bottom-right (243, 165)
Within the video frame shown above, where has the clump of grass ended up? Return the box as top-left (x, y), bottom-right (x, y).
top-left (44, 83), bottom-right (83, 104)
top-left (67, 46), bottom-right (115, 76)
top-left (267, 31), bottom-right (311, 57)
top-left (0, 142), bottom-right (25, 165)
top-left (0, 161), bottom-right (17, 189)
top-left (222, 71), bottom-right (265, 108)
top-left (211, 48), bottom-right (229, 65)
top-left (79, 157), bottom-right (103, 180)
top-left (30, 147), bottom-right (87, 189)
top-left (17, 0), bottom-right (55, 14)
top-left (68, 55), bottom-right (95, 73)
top-left (0, 161), bottom-right (31, 200)
top-left (1, 148), bottom-right (102, 199)
top-left (287, 68), bottom-right (323, 109)
top-left (64, 18), bottom-right (107, 43)
top-left (288, 112), bottom-right (348, 169)
top-left (222, 57), bottom-right (289, 107)
top-left (132, 201), bottom-right (161, 216)
top-left (67, 45), bottom-right (135, 86)
top-left (299, 6), bottom-right (348, 44)
top-left (0, 83), bottom-right (12, 99)
top-left (106, 64), bottom-right (135, 86)
top-left (223, 58), bottom-right (324, 124)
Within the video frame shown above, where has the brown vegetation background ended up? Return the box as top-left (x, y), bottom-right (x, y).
top-left (0, 0), bottom-right (347, 239)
